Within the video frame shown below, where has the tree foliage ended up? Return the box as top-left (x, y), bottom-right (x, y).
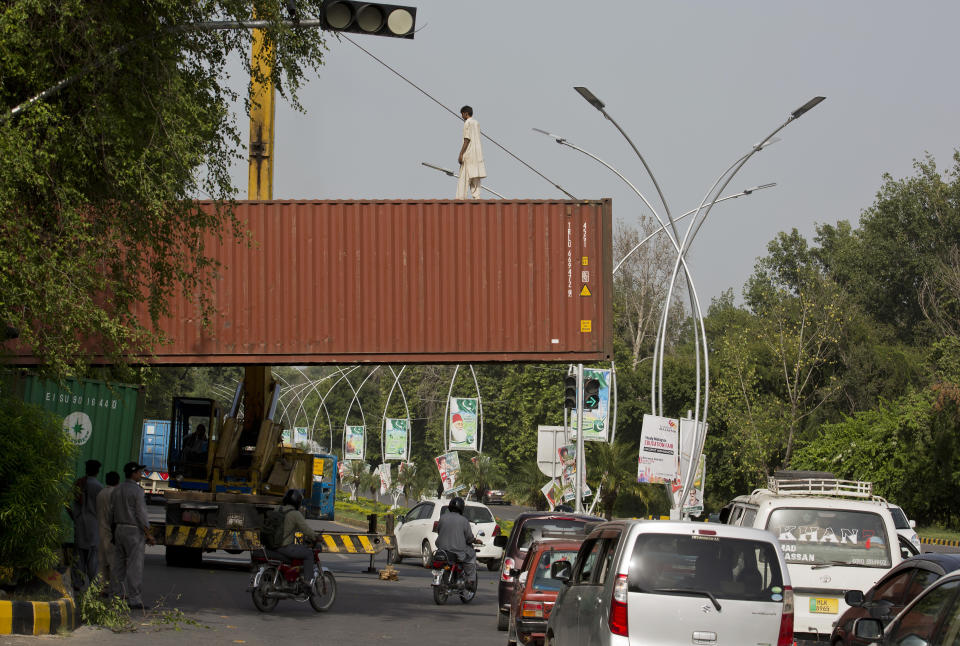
top-left (0, 0), bottom-right (329, 377)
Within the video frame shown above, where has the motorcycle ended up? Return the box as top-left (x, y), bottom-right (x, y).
top-left (249, 542), bottom-right (337, 612)
top-left (430, 547), bottom-right (478, 605)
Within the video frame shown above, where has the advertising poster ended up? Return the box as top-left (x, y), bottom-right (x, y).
top-left (448, 397), bottom-right (479, 451)
top-left (344, 424), bottom-right (365, 460)
top-left (570, 368), bottom-right (612, 442)
top-left (435, 451), bottom-right (463, 495)
top-left (541, 479), bottom-right (563, 510)
top-left (680, 454), bottom-right (706, 517)
top-left (384, 418), bottom-right (409, 461)
top-left (637, 414), bottom-right (679, 483)
top-left (557, 444), bottom-right (591, 502)
top-left (378, 463), bottom-right (392, 495)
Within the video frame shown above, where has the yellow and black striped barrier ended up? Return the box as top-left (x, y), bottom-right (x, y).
top-left (0, 598), bottom-right (77, 636)
top-left (160, 523), bottom-right (393, 555)
top-left (921, 537), bottom-right (960, 547)
top-left (318, 532), bottom-right (394, 555)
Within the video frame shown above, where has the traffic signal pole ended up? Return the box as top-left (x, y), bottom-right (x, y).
top-left (575, 363), bottom-right (585, 513)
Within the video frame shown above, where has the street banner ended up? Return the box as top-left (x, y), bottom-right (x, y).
top-left (541, 479), bottom-right (563, 510)
top-left (344, 424), bottom-right (365, 460)
top-left (384, 418), bottom-right (409, 461)
top-left (448, 397), bottom-right (479, 451)
top-left (670, 418), bottom-right (708, 511)
top-left (557, 444), bottom-right (591, 502)
top-left (570, 368), bottom-right (611, 442)
top-left (637, 414), bottom-right (679, 483)
top-left (679, 454), bottom-right (706, 517)
top-left (379, 463), bottom-right (392, 495)
top-left (435, 451), bottom-right (464, 495)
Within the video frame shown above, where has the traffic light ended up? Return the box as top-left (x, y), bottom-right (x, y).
top-left (319, 1), bottom-right (417, 38)
top-left (583, 378), bottom-right (600, 410)
top-left (563, 375), bottom-right (578, 410)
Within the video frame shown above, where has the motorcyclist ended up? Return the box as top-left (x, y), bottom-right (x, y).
top-left (276, 489), bottom-right (317, 564)
top-left (435, 496), bottom-right (481, 590)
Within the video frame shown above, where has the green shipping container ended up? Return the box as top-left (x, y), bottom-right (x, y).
top-left (19, 375), bottom-right (145, 479)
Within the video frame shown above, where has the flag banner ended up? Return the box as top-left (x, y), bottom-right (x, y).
top-left (449, 397), bottom-right (479, 451)
top-left (384, 418), bottom-right (409, 460)
top-left (344, 424), bottom-right (365, 460)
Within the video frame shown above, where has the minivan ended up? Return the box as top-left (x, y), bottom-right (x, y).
top-left (545, 519), bottom-right (794, 646)
top-left (722, 474), bottom-right (903, 644)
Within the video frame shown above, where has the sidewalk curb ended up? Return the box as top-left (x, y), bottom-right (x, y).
top-left (0, 597), bottom-right (78, 635)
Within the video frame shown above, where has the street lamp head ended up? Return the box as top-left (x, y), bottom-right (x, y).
top-left (791, 96), bottom-right (826, 119)
top-left (421, 161), bottom-right (456, 177)
top-left (742, 182), bottom-right (777, 195)
top-left (753, 136), bottom-right (782, 152)
top-left (532, 127), bottom-right (566, 144)
top-left (574, 86), bottom-right (605, 111)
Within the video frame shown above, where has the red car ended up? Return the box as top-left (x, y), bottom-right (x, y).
top-left (507, 538), bottom-right (584, 646)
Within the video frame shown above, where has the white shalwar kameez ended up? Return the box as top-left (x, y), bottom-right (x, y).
top-left (457, 117), bottom-right (486, 199)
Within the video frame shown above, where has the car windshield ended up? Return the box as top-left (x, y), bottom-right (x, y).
top-left (627, 533), bottom-right (784, 602)
top-left (441, 506), bottom-right (494, 523)
top-left (518, 519), bottom-right (591, 551)
top-left (766, 508), bottom-right (893, 568)
top-left (889, 506), bottom-right (911, 530)
top-left (532, 549), bottom-right (579, 592)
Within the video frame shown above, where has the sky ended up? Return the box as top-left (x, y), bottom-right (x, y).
top-left (222, 0), bottom-right (960, 304)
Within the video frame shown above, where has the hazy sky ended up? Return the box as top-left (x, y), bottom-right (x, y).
top-left (224, 1), bottom-right (960, 303)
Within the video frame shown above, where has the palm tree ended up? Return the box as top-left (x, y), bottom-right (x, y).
top-left (586, 441), bottom-right (644, 520)
top-left (459, 454), bottom-right (507, 502)
top-left (341, 460), bottom-right (369, 501)
top-left (505, 461), bottom-right (549, 510)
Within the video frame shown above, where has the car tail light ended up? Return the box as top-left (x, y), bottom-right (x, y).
top-left (609, 573), bottom-right (628, 637)
top-left (501, 557), bottom-right (515, 582)
top-left (493, 524), bottom-right (501, 537)
top-left (777, 585), bottom-right (794, 646)
top-left (522, 601), bottom-right (545, 618)
top-left (432, 521), bottom-right (438, 533)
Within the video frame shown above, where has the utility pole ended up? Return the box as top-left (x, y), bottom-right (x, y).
top-left (574, 363), bottom-right (585, 513)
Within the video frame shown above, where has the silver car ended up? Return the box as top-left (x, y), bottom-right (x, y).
top-left (545, 520), bottom-right (794, 646)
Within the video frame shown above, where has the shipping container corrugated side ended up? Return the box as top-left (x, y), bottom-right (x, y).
top-left (18, 375), bottom-right (145, 478)
top-left (140, 419), bottom-right (171, 472)
top-left (148, 199), bottom-right (614, 365)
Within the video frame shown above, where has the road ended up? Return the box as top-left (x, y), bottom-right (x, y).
top-left (1, 518), bottom-right (509, 646)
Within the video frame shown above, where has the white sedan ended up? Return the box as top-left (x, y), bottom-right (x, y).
top-left (394, 498), bottom-right (505, 571)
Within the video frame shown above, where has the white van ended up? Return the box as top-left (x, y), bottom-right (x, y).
top-left (546, 519), bottom-right (794, 646)
top-left (721, 474), bottom-right (903, 644)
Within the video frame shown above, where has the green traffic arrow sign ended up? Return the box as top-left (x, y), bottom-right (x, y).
top-left (584, 394), bottom-right (600, 410)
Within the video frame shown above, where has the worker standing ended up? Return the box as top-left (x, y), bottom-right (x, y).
top-left (110, 462), bottom-right (155, 609)
top-left (456, 105), bottom-right (486, 199)
top-left (70, 459), bottom-right (103, 589)
top-left (96, 471), bottom-right (120, 594)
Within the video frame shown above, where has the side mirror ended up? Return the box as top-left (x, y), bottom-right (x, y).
top-left (910, 519), bottom-right (917, 529)
top-left (509, 568), bottom-right (522, 578)
top-left (551, 561), bottom-right (573, 583)
top-left (853, 618), bottom-right (883, 640)
top-left (493, 535), bottom-right (508, 548)
top-left (396, 514), bottom-right (405, 524)
top-left (844, 590), bottom-right (864, 607)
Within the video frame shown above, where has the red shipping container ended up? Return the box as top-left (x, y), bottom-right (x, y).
top-left (16, 200), bottom-right (614, 365)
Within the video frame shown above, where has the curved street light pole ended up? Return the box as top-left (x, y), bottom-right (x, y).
top-left (420, 162), bottom-right (506, 199)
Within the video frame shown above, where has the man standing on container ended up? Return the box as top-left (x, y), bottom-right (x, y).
top-left (111, 462), bottom-right (155, 609)
top-left (457, 105), bottom-right (486, 199)
top-left (71, 459), bottom-right (103, 589)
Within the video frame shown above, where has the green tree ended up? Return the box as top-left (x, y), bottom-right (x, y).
top-left (586, 440), bottom-right (643, 520)
top-left (0, 0), bottom-right (329, 377)
top-left (459, 454), bottom-right (506, 502)
top-left (505, 461), bottom-right (548, 510)
top-left (0, 396), bottom-right (76, 584)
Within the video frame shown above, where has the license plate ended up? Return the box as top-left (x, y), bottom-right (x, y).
top-left (810, 597), bottom-right (839, 614)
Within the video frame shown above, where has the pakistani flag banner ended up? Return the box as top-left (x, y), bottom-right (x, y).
top-left (448, 397), bottom-right (479, 451)
top-left (384, 418), bottom-right (409, 461)
top-left (344, 424), bottom-right (365, 460)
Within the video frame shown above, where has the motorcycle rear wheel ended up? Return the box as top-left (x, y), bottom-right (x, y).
top-left (252, 566), bottom-right (280, 612)
top-left (433, 571), bottom-right (450, 605)
top-left (310, 571), bottom-right (337, 612)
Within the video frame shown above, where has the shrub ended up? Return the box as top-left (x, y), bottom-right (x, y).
top-left (0, 395), bottom-right (76, 584)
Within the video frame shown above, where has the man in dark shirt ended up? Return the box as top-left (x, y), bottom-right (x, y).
top-left (435, 497), bottom-right (481, 590)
